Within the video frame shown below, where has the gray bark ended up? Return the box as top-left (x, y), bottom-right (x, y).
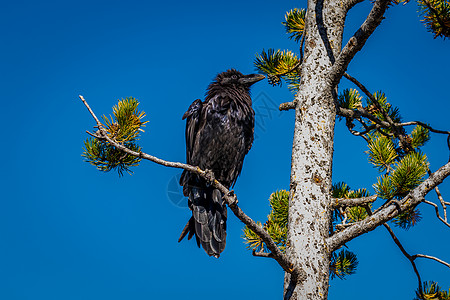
top-left (284, 0), bottom-right (346, 298)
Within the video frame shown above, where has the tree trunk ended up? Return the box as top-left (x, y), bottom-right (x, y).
top-left (284, 0), bottom-right (346, 299)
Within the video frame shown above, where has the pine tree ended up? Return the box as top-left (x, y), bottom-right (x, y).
top-left (79, 1), bottom-right (450, 299)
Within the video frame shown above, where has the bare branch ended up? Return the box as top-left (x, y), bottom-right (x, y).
top-left (332, 195), bottom-right (377, 208)
top-left (383, 223), bottom-right (423, 294)
top-left (279, 101), bottom-right (297, 111)
top-left (423, 200), bottom-right (450, 228)
top-left (397, 121), bottom-right (450, 135)
top-left (383, 223), bottom-right (450, 296)
top-left (412, 254), bottom-right (450, 269)
top-left (343, 72), bottom-right (375, 103)
top-left (326, 0), bottom-right (391, 89)
top-left (252, 250), bottom-right (274, 258)
top-left (342, 73), bottom-right (413, 150)
top-left (430, 170), bottom-right (448, 222)
top-left (327, 161), bottom-right (450, 251)
top-left (79, 95), bottom-right (303, 278)
top-left (337, 106), bottom-right (391, 128)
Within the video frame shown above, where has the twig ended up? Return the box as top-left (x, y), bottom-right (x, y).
top-left (342, 73), bottom-right (412, 151)
top-left (412, 254), bottom-right (450, 269)
top-left (397, 121), bottom-right (450, 135)
top-left (252, 250), bottom-right (274, 258)
top-left (383, 222), bottom-right (450, 296)
top-left (78, 95), bottom-right (302, 277)
top-left (429, 170), bottom-right (448, 222)
top-left (423, 200), bottom-right (450, 228)
top-left (383, 223), bottom-right (423, 295)
top-left (279, 101), bottom-right (297, 111)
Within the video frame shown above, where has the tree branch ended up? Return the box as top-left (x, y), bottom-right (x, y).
top-left (412, 254), bottom-right (450, 269)
top-left (279, 101), bottom-right (297, 111)
top-left (342, 73), bottom-right (414, 150)
top-left (79, 95), bottom-right (303, 277)
top-left (252, 250), bottom-right (274, 258)
top-left (331, 195), bottom-right (377, 208)
top-left (423, 200), bottom-right (450, 228)
top-left (397, 121), bottom-right (450, 135)
top-left (383, 222), bottom-right (450, 296)
top-left (327, 161), bottom-right (450, 251)
top-left (383, 223), bottom-right (423, 295)
top-left (326, 0), bottom-right (391, 89)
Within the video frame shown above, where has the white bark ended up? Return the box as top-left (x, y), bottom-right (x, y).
top-left (284, 0), bottom-right (346, 298)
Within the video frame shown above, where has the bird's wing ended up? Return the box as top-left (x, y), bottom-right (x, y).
top-left (182, 99), bottom-right (202, 164)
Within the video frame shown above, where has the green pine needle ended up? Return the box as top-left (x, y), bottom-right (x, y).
top-left (390, 151), bottom-right (429, 196)
top-left (82, 97), bottom-right (148, 176)
top-left (338, 89), bottom-right (363, 110)
top-left (367, 134), bottom-right (398, 172)
top-left (269, 190), bottom-right (289, 228)
top-left (330, 249), bottom-right (358, 280)
top-left (411, 125), bottom-right (430, 149)
top-left (102, 97), bottom-right (148, 143)
top-left (266, 217), bottom-right (288, 251)
top-left (254, 49), bottom-right (301, 90)
top-left (332, 182), bottom-right (351, 198)
top-left (414, 281), bottom-right (450, 300)
top-left (374, 151), bottom-right (429, 199)
top-left (331, 184), bottom-right (371, 224)
top-left (392, 206), bottom-right (422, 230)
top-left (243, 222), bottom-right (265, 252)
top-left (242, 190), bottom-right (289, 254)
top-left (366, 91), bottom-right (402, 126)
top-left (418, 0), bottom-right (450, 39)
top-left (82, 138), bottom-right (142, 176)
top-left (282, 8), bottom-right (306, 42)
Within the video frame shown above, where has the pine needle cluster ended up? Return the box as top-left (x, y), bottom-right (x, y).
top-left (243, 189), bottom-right (359, 279)
top-left (254, 8), bottom-right (305, 92)
top-left (332, 182), bottom-right (371, 224)
top-left (338, 88), bottom-right (430, 230)
top-left (418, 0), bottom-right (450, 38)
top-left (329, 249), bottom-right (358, 280)
top-left (243, 190), bottom-right (289, 253)
top-left (414, 281), bottom-right (450, 300)
top-left (82, 97), bottom-right (148, 176)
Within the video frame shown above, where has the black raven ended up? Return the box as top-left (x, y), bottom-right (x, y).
top-left (178, 69), bottom-right (265, 257)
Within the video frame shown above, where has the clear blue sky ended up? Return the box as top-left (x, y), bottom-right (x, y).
top-left (1, 0), bottom-right (449, 299)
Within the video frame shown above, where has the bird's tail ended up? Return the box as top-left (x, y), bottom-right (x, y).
top-left (178, 182), bottom-right (227, 257)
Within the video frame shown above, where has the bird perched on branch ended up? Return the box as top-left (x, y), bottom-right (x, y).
top-left (178, 69), bottom-right (265, 257)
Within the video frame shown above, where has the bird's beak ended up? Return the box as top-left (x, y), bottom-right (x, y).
top-left (239, 74), bottom-right (266, 85)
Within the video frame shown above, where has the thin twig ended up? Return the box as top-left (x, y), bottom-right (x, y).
top-left (412, 254), bottom-right (450, 269)
top-left (397, 121), bottom-right (450, 135)
top-left (343, 73), bottom-right (412, 151)
top-left (383, 223), bottom-right (423, 295)
top-left (423, 200), bottom-right (450, 228)
top-left (279, 101), bottom-right (297, 111)
top-left (429, 170), bottom-right (448, 222)
top-left (78, 95), bottom-right (302, 277)
top-left (252, 250), bottom-right (274, 258)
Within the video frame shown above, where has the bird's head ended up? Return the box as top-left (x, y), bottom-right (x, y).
top-left (213, 69), bottom-right (265, 89)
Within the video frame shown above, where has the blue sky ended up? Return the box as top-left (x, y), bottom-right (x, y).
top-left (1, 0), bottom-right (449, 299)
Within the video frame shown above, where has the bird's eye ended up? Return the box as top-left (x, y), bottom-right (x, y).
top-left (231, 75), bottom-right (238, 80)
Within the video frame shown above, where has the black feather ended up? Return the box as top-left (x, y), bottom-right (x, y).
top-left (178, 69), bottom-right (263, 257)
